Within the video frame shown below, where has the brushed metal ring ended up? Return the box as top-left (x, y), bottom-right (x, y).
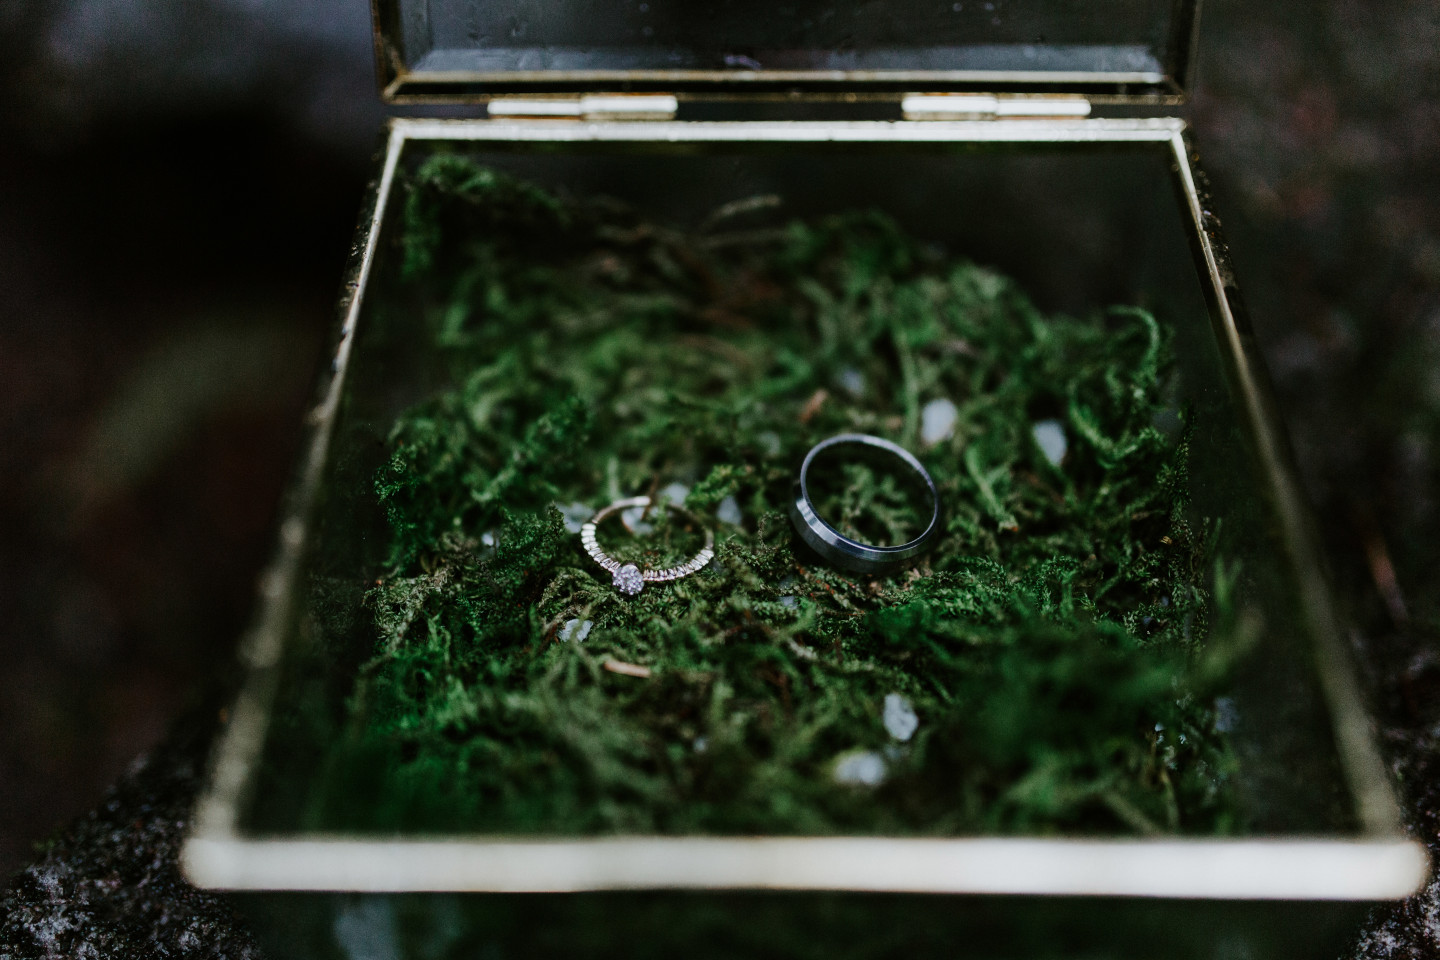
top-left (788, 434), bottom-right (941, 576)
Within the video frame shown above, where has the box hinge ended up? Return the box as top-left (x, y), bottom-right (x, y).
top-left (486, 95), bottom-right (679, 121)
top-left (901, 95), bottom-right (1092, 121)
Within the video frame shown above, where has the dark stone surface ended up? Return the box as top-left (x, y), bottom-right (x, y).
top-left (0, 718), bottom-right (260, 958)
top-left (1, 0), bottom-right (1438, 955)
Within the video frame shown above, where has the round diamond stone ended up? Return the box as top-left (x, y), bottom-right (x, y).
top-left (612, 563), bottom-right (644, 596)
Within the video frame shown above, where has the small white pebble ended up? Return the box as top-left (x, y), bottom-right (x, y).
top-left (1214, 697), bottom-right (1238, 733)
top-left (757, 431), bottom-right (782, 457)
top-left (1032, 418), bottom-right (1068, 466)
top-left (716, 495), bottom-right (743, 526)
top-left (658, 482), bottom-right (690, 506)
top-left (778, 595), bottom-right (798, 609)
top-left (623, 484), bottom-right (687, 534)
top-left (920, 398), bottom-right (958, 446)
top-left (837, 367), bottom-right (866, 397)
top-left (833, 750), bottom-right (887, 787)
top-left (1152, 407), bottom-right (1183, 437)
top-left (558, 618), bottom-right (592, 643)
top-left (334, 898), bottom-right (399, 960)
top-left (785, 638), bottom-right (817, 661)
top-left (883, 693), bottom-right (919, 742)
top-left (557, 501), bottom-right (592, 534)
top-left (620, 506), bottom-right (655, 535)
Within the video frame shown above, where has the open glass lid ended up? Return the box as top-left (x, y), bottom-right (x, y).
top-left (373, 0), bottom-right (1200, 102)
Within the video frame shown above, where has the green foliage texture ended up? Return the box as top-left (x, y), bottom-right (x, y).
top-left (300, 154), bottom-right (1246, 836)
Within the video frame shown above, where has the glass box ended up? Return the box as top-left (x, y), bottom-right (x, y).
top-left (182, 2), bottom-right (1426, 957)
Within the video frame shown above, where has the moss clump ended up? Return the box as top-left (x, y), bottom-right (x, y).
top-left (293, 155), bottom-right (1246, 836)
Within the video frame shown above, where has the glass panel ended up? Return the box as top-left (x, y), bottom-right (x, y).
top-left (240, 133), bottom-right (1356, 840)
top-left (382, 0), bottom-right (1192, 92)
top-left (234, 892), bottom-right (1375, 960)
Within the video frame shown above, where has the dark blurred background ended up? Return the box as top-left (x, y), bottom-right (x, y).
top-left (1, 0), bottom-right (1437, 955)
top-left (0, 0), bottom-right (380, 872)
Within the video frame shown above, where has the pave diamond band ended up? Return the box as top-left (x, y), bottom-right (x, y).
top-left (581, 496), bottom-right (716, 596)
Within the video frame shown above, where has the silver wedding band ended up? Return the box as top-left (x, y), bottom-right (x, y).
top-left (789, 434), bottom-right (941, 576)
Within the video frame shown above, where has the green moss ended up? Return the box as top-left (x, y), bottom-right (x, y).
top-left (284, 156), bottom-right (1249, 836)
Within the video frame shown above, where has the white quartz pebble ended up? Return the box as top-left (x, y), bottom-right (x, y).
top-left (920, 398), bottom-right (959, 446)
top-left (833, 750), bottom-right (888, 787)
top-left (658, 482), bottom-right (690, 506)
top-left (559, 618), bottom-right (593, 643)
top-left (883, 693), bottom-right (919, 742)
top-left (837, 366), bottom-right (866, 397)
top-left (716, 494), bottom-right (743, 526)
top-left (1152, 407), bottom-right (1183, 437)
top-left (620, 506), bottom-right (655, 535)
top-left (557, 501), bottom-right (593, 534)
top-left (1032, 418), bottom-right (1068, 466)
top-left (334, 898), bottom-right (399, 960)
top-left (624, 483), bottom-right (689, 534)
top-left (1214, 697), bottom-right (1238, 733)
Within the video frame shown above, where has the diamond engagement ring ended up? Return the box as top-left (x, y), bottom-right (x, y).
top-left (580, 496), bottom-right (716, 596)
top-left (789, 433), bottom-right (941, 576)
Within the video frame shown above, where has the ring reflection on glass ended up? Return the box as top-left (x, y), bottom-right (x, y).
top-left (788, 434), bottom-right (941, 576)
